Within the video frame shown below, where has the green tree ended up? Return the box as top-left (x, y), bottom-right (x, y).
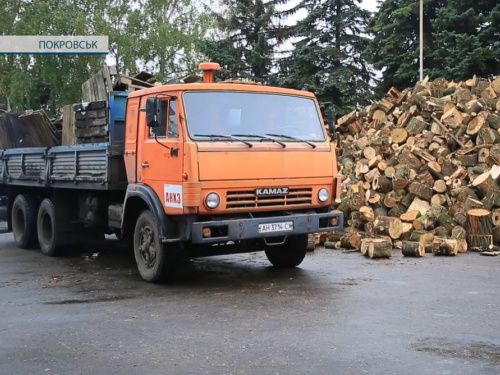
top-left (365, 0), bottom-right (443, 96)
top-left (197, 0), bottom-right (289, 82)
top-left (276, 0), bottom-right (374, 115)
top-left (429, 0), bottom-right (500, 80)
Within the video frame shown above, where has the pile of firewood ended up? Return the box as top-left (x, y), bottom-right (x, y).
top-left (322, 74), bottom-right (500, 258)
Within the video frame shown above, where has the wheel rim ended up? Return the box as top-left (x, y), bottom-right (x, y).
top-left (138, 224), bottom-right (156, 269)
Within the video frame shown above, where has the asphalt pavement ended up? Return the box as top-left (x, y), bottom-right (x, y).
top-left (1, 225), bottom-right (500, 375)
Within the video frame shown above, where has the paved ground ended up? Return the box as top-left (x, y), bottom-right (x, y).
top-left (1, 223), bottom-right (500, 375)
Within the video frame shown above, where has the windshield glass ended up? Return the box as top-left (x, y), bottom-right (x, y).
top-left (182, 91), bottom-right (326, 142)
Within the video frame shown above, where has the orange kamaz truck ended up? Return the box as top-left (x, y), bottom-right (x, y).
top-left (0, 63), bottom-right (344, 282)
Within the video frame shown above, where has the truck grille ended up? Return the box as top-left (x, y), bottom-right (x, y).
top-left (226, 188), bottom-right (313, 209)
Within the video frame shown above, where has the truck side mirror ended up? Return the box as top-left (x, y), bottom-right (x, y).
top-left (327, 107), bottom-right (336, 136)
top-left (146, 97), bottom-right (160, 128)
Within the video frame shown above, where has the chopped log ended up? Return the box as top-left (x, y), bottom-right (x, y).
top-left (401, 241), bottom-right (425, 257)
top-left (466, 208), bottom-right (493, 251)
top-left (400, 223), bottom-right (414, 240)
top-left (492, 209), bottom-right (500, 226)
top-left (375, 175), bottom-right (393, 193)
top-left (405, 116), bottom-right (429, 135)
top-left (451, 226), bottom-right (467, 240)
top-left (400, 210), bottom-right (419, 222)
top-left (481, 190), bottom-right (500, 210)
top-left (432, 237), bottom-right (458, 256)
top-left (433, 226), bottom-right (449, 237)
top-left (415, 171), bottom-right (434, 187)
top-left (440, 106), bottom-right (463, 129)
top-left (492, 226), bottom-right (500, 244)
top-left (489, 144), bottom-right (500, 164)
top-left (453, 212), bottom-right (467, 227)
top-left (368, 238), bottom-right (393, 259)
top-left (468, 235), bottom-right (493, 252)
top-left (456, 239), bottom-right (468, 253)
top-left (476, 128), bottom-right (500, 146)
top-left (407, 197), bottom-right (431, 216)
top-left (478, 148), bottom-right (490, 163)
top-left (432, 180), bottom-right (447, 193)
top-left (437, 213), bottom-right (455, 234)
top-left (397, 149), bottom-right (423, 170)
top-left (491, 76), bottom-right (500, 95)
top-left (408, 182), bottom-right (433, 201)
top-left (383, 191), bottom-right (399, 208)
top-left (466, 114), bottom-right (487, 135)
top-left (431, 194), bottom-right (446, 206)
top-left (472, 172), bottom-right (498, 198)
top-left (340, 232), bottom-right (362, 250)
top-left (410, 230), bottom-right (428, 242)
top-left (373, 216), bottom-right (403, 239)
top-left (364, 168), bottom-right (380, 183)
top-left (324, 241), bottom-right (336, 249)
top-left (373, 206), bottom-right (388, 218)
top-left (486, 113), bottom-right (500, 129)
top-left (363, 147), bottom-right (376, 160)
top-left (455, 153), bottom-right (478, 167)
top-left (387, 204), bottom-right (407, 218)
top-left (359, 206), bottom-right (375, 222)
top-left (390, 128), bottom-right (408, 144)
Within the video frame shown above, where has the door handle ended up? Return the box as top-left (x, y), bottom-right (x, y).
top-left (141, 163), bottom-right (149, 168)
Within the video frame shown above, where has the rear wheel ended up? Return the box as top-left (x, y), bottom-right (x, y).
top-left (11, 194), bottom-right (38, 249)
top-left (265, 234), bottom-right (308, 268)
top-left (133, 210), bottom-right (180, 283)
top-left (37, 198), bottom-right (62, 256)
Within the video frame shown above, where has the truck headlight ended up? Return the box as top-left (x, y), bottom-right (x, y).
top-left (205, 192), bottom-right (220, 209)
top-left (318, 188), bottom-right (329, 203)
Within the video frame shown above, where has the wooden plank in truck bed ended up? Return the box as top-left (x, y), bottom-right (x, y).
top-left (0, 144), bottom-right (127, 191)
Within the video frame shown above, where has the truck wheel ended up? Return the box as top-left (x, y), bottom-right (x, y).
top-left (133, 210), bottom-right (179, 283)
top-left (11, 194), bottom-right (38, 249)
top-left (37, 198), bottom-right (62, 256)
top-left (265, 234), bottom-right (308, 268)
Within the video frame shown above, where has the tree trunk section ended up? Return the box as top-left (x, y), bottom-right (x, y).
top-left (401, 241), bottom-right (425, 257)
top-left (373, 216), bottom-right (403, 239)
top-left (466, 208), bottom-right (493, 251)
top-left (432, 237), bottom-right (458, 256)
top-left (368, 238), bottom-right (393, 259)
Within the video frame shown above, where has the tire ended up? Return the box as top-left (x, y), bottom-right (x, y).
top-left (265, 234), bottom-right (308, 268)
top-left (133, 210), bottom-right (180, 283)
top-left (11, 194), bottom-right (38, 249)
top-left (37, 198), bottom-right (62, 256)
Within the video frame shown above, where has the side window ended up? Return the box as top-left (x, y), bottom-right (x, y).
top-left (168, 99), bottom-right (178, 138)
top-left (148, 100), bottom-right (168, 138)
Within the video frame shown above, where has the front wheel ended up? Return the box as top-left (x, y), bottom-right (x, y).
top-left (133, 210), bottom-right (180, 283)
top-left (264, 234), bottom-right (308, 268)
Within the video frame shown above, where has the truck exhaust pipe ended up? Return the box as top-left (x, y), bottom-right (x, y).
top-left (199, 62), bottom-right (221, 83)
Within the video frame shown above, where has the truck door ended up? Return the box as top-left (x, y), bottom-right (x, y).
top-left (137, 96), bottom-right (183, 211)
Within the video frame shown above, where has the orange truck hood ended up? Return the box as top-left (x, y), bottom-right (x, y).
top-left (196, 142), bottom-right (335, 181)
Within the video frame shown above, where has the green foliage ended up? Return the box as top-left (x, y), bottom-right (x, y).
top-left (366, 0), bottom-right (500, 95)
top-left (197, 0), bottom-right (288, 82)
top-left (0, 0), bottom-right (209, 115)
top-left (275, 0), bottom-right (375, 116)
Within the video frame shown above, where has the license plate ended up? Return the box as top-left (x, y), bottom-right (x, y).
top-left (258, 221), bottom-right (294, 233)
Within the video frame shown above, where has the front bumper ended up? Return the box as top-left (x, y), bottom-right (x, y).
top-left (191, 212), bottom-right (344, 244)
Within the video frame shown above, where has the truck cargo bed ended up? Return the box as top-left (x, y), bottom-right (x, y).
top-left (0, 143), bottom-right (127, 191)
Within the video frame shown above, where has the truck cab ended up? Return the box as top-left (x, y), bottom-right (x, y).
top-left (118, 63), bottom-right (343, 281)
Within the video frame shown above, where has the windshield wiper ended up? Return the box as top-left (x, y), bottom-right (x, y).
top-left (231, 134), bottom-right (286, 148)
top-left (265, 133), bottom-right (316, 149)
top-left (193, 134), bottom-right (253, 148)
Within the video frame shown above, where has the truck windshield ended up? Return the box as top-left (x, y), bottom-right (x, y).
top-left (182, 91), bottom-right (326, 142)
